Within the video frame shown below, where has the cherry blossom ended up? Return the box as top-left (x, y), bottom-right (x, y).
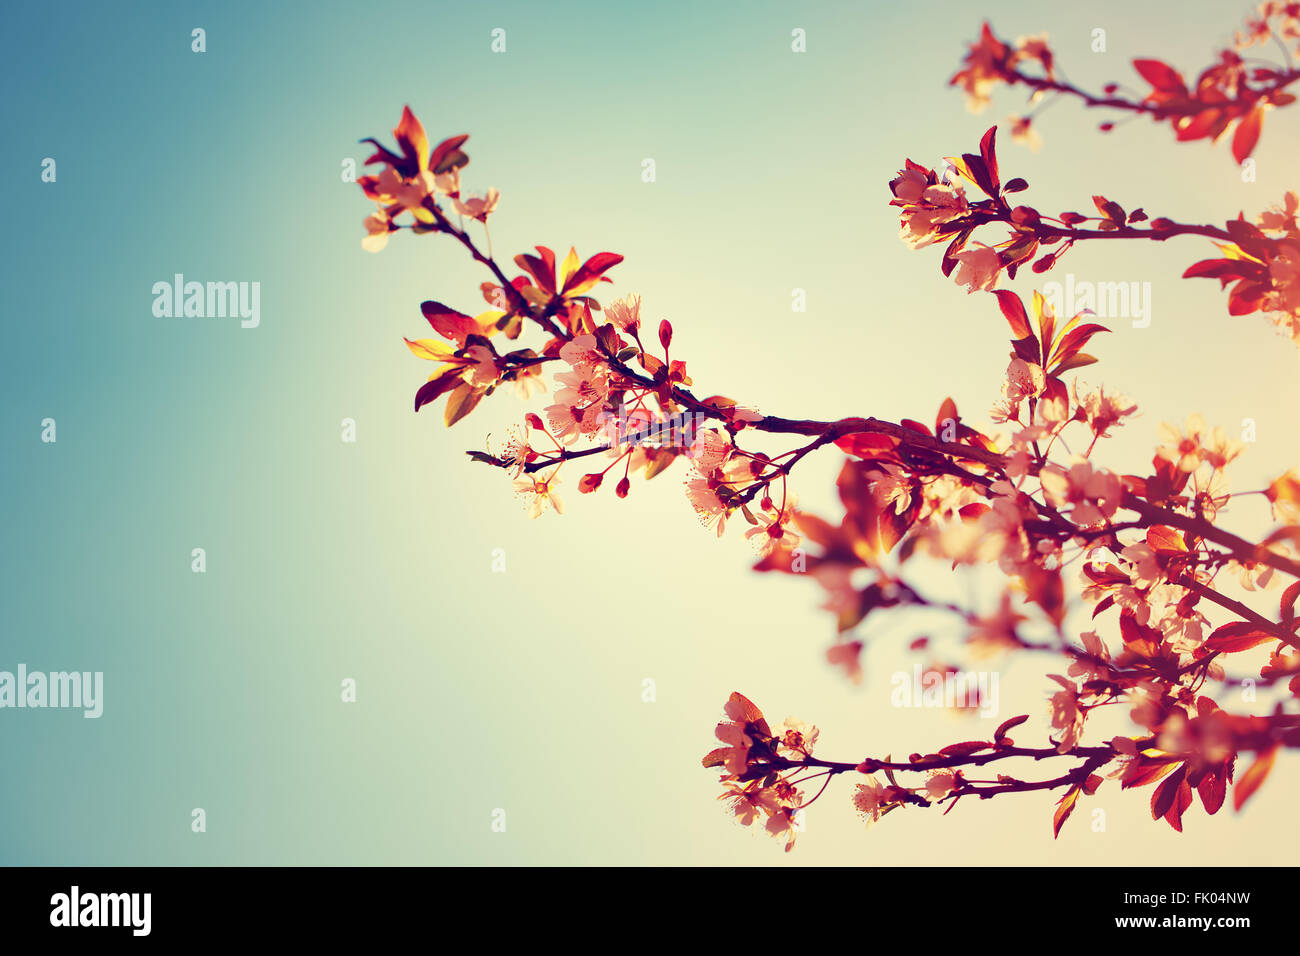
top-left (355, 102), bottom-right (1300, 853)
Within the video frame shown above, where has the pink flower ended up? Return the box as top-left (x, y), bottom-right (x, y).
top-left (764, 805), bottom-right (801, 852)
top-left (745, 494), bottom-right (801, 557)
top-left (510, 363), bottom-right (547, 400)
top-left (951, 24), bottom-right (1011, 113)
top-left (852, 776), bottom-right (886, 823)
top-left (559, 334), bottom-right (604, 371)
top-left (362, 211), bottom-right (392, 253)
top-left (464, 344), bottom-right (499, 387)
top-left (1047, 674), bottom-right (1085, 753)
top-left (1121, 542), bottom-right (1162, 590)
top-left (685, 476), bottom-right (729, 537)
top-left (826, 640), bottom-right (864, 684)
top-left (553, 368), bottom-right (609, 407)
top-left (868, 463), bottom-right (912, 515)
top-left (952, 242), bottom-right (1002, 292)
top-left (604, 293), bottom-right (642, 333)
top-left (1199, 426), bottom-right (1244, 469)
top-left (1075, 384), bottom-right (1137, 438)
top-left (898, 184), bottom-right (970, 248)
top-left (687, 428), bottom-right (733, 471)
top-left (776, 718), bottom-right (819, 758)
top-left (452, 187), bottom-right (500, 222)
top-left (714, 721), bottom-right (753, 775)
top-left (890, 165), bottom-right (929, 204)
top-left (369, 165), bottom-right (439, 223)
top-left (1001, 357), bottom-right (1046, 407)
top-left (1230, 558), bottom-right (1278, 592)
top-left (1257, 190), bottom-right (1299, 232)
top-left (1039, 459), bottom-right (1124, 527)
top-left (494, 423), bottom-right (533, 478)
top-left (966, 592), bottom-right (1026, 656)
top-left (1190, 468), bottom-right (1231, 520)
top-left (719, 779), bottom-right (775, 826)
top-left (1008, 115), bottom-right (1042, 151)
top-left (513, 473), bottom-right (564, 518)
top-left (925, 771), bottom-right (958, 801)
top-left (1156, 414), bottom-right (1208, 472)
top-left (1068, 630), bottom-right (1112, 682)
top-left (545, 400), bottom-right (605, 444)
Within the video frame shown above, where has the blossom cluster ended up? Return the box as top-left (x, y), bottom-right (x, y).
top-left (1184, 192), bottom-right (1300, 344)
top-left (950, 7), bottom-right (1300, 162)
top-left (888, 127), bottom-right (1300, 347)
top-left (355, 98), bottom-right (1299, 852)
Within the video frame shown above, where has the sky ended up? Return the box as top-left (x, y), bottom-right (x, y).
top-left (1, 0), bottom-right (1297, 865)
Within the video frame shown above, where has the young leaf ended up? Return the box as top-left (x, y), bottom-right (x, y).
top-left (1232, 106), bottom-right (1264, 164)
top-left (444, 382), bottom-right (485, 426)
top-left (1205, 622), bottom-right (1275, 654)
top-left (1233, 745), bottom-right (1277, 811)
top-left (1053, 785), bottom-right (1081, 838)
top-left (1132, 58), bottom-right (1187, 94)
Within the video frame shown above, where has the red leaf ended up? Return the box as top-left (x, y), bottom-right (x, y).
top-left (1205, 621), bottom-right (1275, 654)
top-left (990, 289), bottom-right (1033, 339)
top-left (1176, 109), bottom-right (1223, 142)
top-left (1150, 764), bottom-right (1187, 820)
top-left (702, 747), bottom-right (731, 769)
top-left (420, 300), bottom-right (479, 345)
top-left (1197, 770), bottom-right (1226, 815)
top-left (835, 432), bottom-right (902, 463)
top-left (1164, 780), bottom-right (1193, 832)
top-left (1053, 786), bottom-right (1081, 839)
top-left (1225, 218), bottom-right (1273, 258)
top-left (1228, 279), bottom-right (1269, 315)
top-left (979, 126), bottom-right (1000, 194)
top-left (1182, 258), bottom-right (1244, 282)
top-left (1133, 58), bottom-right (1187, 94)
top-left (994, 714), bottom-right (1029, 742)
top-left (444, 381), bottom-right (485, 427)
top-left (413, 369), bottom-right (466, 412)
top-left (1050, 323), bottom-right (1109, 367)
top-left (1233, 745), bottom-right (1277, 811)
top-left (562, 252), bottom-right (624, 294)
top-left (1232, 106), bottom-right (1265, 165)
top-left (393, 105), bottom-right (430, 171)
top-left (725, 692), bottom-right (770, 736)
top-left (1011, 334), bottom-right (1041, 365)
top-left (429, 133), bottom-right (470, 175)
top-left (1024, 565), bottom-right (1065, 626)
top-left (515, 246), bottom-right (557, 294)
top-left (1146, 525), bottom-right (1187, 554)
top-left (1281, 580), bottom-right (1300, 630)
top-left (935, 397), bottom-right (958, 437)
top-left (1123, 758), bottom-right (1179, 789)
